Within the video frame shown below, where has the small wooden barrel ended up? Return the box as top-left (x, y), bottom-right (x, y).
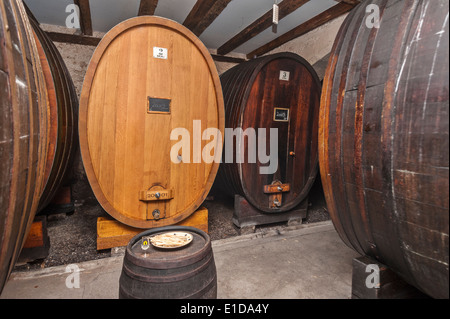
top-left (30, 19), bottom-right (78, 212)
top-left (216, 52), bottom-right (321, 212)
top-left (0, 0), bottom-right (48, 292)
top-left (319, 0), bottom-right (449, 298)
top-left (79, 16), bottom-right (224, 228)
top-left (119, 226), bottom-right (217, 299)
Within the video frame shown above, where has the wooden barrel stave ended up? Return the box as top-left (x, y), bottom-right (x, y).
top-left (217, 52), bottom-right (321, 213)
top-left (0, 0), bottom-right (48, 293)
top-left (30, 19), bottom-right (78, 211)
top-left (217, 60), bottom-right (257, 197)
top-left (319, 0), bottom-right (449, 298)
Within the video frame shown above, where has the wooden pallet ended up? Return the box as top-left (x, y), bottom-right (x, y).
top-left (40, 185), bottom-right (74, 215)
top-left (351, 256), bottom-right (430, 299)
top-left (233, 194), bottom-right (308, 232)
top-left (97, 207), bottom-right (208, 250)
top-left (18, 216), bottom-right (50, 263)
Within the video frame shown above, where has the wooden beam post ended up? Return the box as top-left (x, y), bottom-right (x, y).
top-left (183, 0), bottom-right (232, 36)
top-left (74, 0), bottom-right (93, 36)
top-left (46, 31), bottom-right (101, 46)
top-left (210, 54), bottom-right (246, 64)
top-left (138, 0), bottom-right (159, 16)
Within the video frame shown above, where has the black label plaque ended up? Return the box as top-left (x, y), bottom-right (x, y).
top-left (148, 97), bottom-right (171, 114)
top-left (274, 108), bottom-right (289, 122)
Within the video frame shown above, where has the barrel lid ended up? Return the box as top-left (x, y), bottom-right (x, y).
top-left (219, 52), bottom-right (321, 213)
top-left (125, 226), bottom-right (211, 269)
top-left (78, 16), bottom-right (224, 229)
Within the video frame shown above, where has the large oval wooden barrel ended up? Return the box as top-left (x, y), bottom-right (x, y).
top-left (216, 52), bottom-right (321, 212)
top-left (0, 0), bottom-right (48, 293)
top-left (30, 19), bottom-right (78, 211)
top-left (79, 17), bottom-right (224, 228)
top-left (319, 0), bottom-right (449, 298)
top-left (119, 226), bottom-right (217, 299)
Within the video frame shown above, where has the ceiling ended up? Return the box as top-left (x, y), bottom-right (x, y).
top-left (24, 0), bottom-right (358, 59)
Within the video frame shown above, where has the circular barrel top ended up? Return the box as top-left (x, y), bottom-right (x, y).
top-left (79, 16), bottom-right (224, 228)
top-left (126, 226), bottom-right (211, 269)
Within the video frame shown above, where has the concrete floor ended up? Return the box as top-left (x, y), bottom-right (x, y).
top-left (0, 221), bottom-right (359, 299)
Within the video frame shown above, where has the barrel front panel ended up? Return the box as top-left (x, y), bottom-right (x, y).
top-left (80, 18), bottom-right (224, 228)
top-left (319, 0), bottom-right (449, 298)
top-left (218, 53), bottom-right (321, 213)
top-left (241, 58), bottom-right (320, 212)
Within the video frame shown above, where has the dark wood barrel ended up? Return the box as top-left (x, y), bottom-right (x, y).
top-left (216, 52), bottom-right (321, 212)
top-left (29, 19), bottom-right (78, 212)
top-left (0, 0), bottom-right (48, 293)
top-left (119, 226), bottom-right (217, 299)
top-left (319, 0), bottom-right (449, 298)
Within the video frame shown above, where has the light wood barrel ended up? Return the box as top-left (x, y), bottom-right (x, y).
top-left (216, 52), bottom-right (321, 212)
top-left (0, 0), bottom-right (48, 293)
top-left (79, 17), bottom-right (224, 228)
top-left (319, 0), bottom-right (448, 298)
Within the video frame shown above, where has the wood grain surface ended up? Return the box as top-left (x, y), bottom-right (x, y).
top-left (217, 52), bottom-right (321, 213)
top-left (319, 0), bottom-right (449, 299)
top-left (0, 0), bottom-right (48, 293)
top-left (30, 19), bottom-right (78, 212)
top-left (79, 16), bottom-right (224, 229)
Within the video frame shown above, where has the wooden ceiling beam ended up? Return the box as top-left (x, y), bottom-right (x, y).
top-left (337, 0), bottom-right (361, 5)
top-left (74, 0), bottom-right (93, 36)
top-left (246, 2), bottom-right (355, 59)
top-left (183, 0), bottom-right (232, 36)
top-left (138, 0), bottom-right (159, 16)
top-left (210, 54), bottom-right (246, 64)
top-left (46, 31), bottom-right (101, 46)
top-left (46, 31), bottom-right (245, 64)
top-left (217, 0), bottom-right (310, 55)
